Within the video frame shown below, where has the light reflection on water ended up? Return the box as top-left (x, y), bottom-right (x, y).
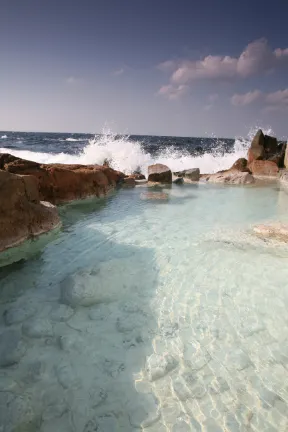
top-left (0, 182), bottom-right (288, 431)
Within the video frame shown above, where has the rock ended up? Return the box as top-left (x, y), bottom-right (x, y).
top-left (284, 143), bottom-right (288, 168)
top-left (174, 168), bottom-right (200, 181)
top-left (230, 158), bottom-right (250, 172)
top-left (0, 394), bottom-right (41, 432)
top-left (55, 363), bottom-right (81, 389)
top-left (129, 173), bottom-right (146, 180)
top-left (146, 353), bottom-right (178, 381)
top-left (253, 223), bottom-right (288, 242)
top-left (201, 171), bottom-right (255, 185)
top-left (22, 318), bottom-right (54, 338)
top-left (0, 170), bottom-right (61, 254)
top-left (123, 177), bottom-right (136, 187)
top-left (0, 153), bottom-right (125, 204)
top-left (0, 329), bottom-right (26, 367)
top-left (140, 192), bottom-right (169, 200)
top-left (4, 303), bottom-right (36, 326)
top-left (248, 129), bottom-right (265, 163)
top-left (148, 164), bottom-right (172, 183)
top-left (247, 130), bottom-right (279, 164)
top-left (249, 160), bottom-right (279, 177)
top-left (135, 178), bottom-right (148, 185)
top-left (172, 176), bottom-right (184, 185)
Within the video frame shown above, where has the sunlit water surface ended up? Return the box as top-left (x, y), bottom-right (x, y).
top-left (1, 183), bottom-right (288, 432)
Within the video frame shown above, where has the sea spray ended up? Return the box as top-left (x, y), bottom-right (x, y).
top-left (0, 126), bottom-right (274, 175)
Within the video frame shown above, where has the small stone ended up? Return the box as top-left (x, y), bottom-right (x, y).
top-left (225, 348), bottom-right (251, 371)
top-left (172, 376), bottom-right (191, 401)
top-left (55, 363), bottom-right (81, 389)
top-left (140, 191), bottom-right (169, 200)
top-left (0, 329), bottom-right (26, 367)
top-left (83, 415), bottom-right (117, 432)
top-left (22, 318), bottom-right (53, 338)
top-left (3, 303), bottom-right (36, 326)
top-left (172, 176), bottom-right (184, 185)
top-left (50, 304), bottom-right (74, 321)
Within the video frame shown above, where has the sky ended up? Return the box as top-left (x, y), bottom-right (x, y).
top-left (1, 0), bottom-right (288, 138)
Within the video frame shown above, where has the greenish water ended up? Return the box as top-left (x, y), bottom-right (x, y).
top-left (0, 182), bottom-right (288, 431)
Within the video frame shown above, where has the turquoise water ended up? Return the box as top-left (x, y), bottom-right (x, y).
top-left (1, 182), bottom-right (288, 431)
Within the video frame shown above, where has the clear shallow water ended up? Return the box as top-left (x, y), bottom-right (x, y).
top-left (1, 182), bottom-right (288, 431)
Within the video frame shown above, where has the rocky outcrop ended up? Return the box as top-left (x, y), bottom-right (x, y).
top-left (0, 153), bottom-right (125, 204)
top-left (0, 170), bottom-right (61, 253)
top-left (253, 223), bottom-right (288, 242)
top-left (247, 130), bottom-right (286, 167)
top-left (129, 173), bottom-right (146, 180)
top-left (201, 171), bottom-right (255, 185)
top-left (174, 168), bottom-right (200, 181)
top-left (284, 144), bottom-right (288, 168)
top-left (249, 160), bottom-right (279, 177)
top-left (148, 164), bottom-right (172, 184)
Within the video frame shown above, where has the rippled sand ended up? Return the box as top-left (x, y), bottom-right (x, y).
top-left (0, 183), bottom-right (288, 431)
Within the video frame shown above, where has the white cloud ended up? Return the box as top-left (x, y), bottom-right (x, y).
top-left (157, 84), bottom-right (189, 100)
top-left (158, 39), bottom-right (288, 96)
top-left (231, 90), bottom-right (263, 106)
top-left (231, 88), bottom-right (288, 111)
top-left (112, 68), bottom-right (124, 76)
top-left (66, 76), bottom-right (83, 85)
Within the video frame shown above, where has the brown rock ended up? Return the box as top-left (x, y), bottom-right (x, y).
top-left (129, 173), bottom-right (146, 180)
top-left (249, 160), bottom-right (278, 177)
top-left (230, 158), bottom-right (250, 172)
top-left (253, 223), bottom-right (288, 242)
top-left (123, 177), bottom-right (136, 187)
top-left (0, 154), bottom-right (125, 204)
top-left (148, 164), bottom-right (172, 184)
top-left (173, 168), bottom-right (200, 181)
top-left (247, 129), bottom-right (265, 164)
top-left (201, 171), bottom-right (255, 185)
top-left (0, 170), bottom-right (61, 253)
top-left (284, 143), bottom-right (288, 169)
top-left (140, 192), bottom-right (169, 200)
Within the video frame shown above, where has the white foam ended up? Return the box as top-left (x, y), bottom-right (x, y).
top-left (1, 135), bottom-right (7, 139)
top-left (0, 127), bottom-right (274, 175)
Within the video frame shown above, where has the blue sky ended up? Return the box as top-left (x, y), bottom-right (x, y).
top-left (1, 0), bottom-right (288, 137)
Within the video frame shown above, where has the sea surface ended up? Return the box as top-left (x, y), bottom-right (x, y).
top-left (0, 130), bottom-right (288, 432)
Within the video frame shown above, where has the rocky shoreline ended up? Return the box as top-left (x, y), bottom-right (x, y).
top-left (1, 129), bottom-right (288, 263)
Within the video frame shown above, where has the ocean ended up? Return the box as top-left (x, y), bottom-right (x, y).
top-left (0, 129), bottom-right (257, 175)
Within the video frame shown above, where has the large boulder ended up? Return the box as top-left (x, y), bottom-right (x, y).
top-left (247, 130), bottom-right (265, 164)
top-left (0, 170), bottom-right (61, 253)
top-left (201, 171), bottom-right (255, 185)
top-left (148, 164), bottom-right (172, 184)
top-left (247, 130), bottom-right (280, 165)
top-left (174, 168), bottom-right (200, 181)
top-left (249, 160), bottom-right (279, 177)
top-left (0, 153), bottom-right (125, 204)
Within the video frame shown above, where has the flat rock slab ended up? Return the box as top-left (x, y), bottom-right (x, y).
top-left (202, 171), bottom-right (255, 185)
top-left (253, 223), bottom-right (288, 242)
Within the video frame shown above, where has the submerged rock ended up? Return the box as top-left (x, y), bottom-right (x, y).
top-left (140, 192), bottom-right (169, 200)
top-left (174, 168), bottom-right (200, 181)
top-left (148, 163), bottom-right (172, 183)
top-left (22, 318), bottom-right (54, 338)
top-left (4, 303), bottom-right (36, 326)
top-left (249, 160), bottom-right (279, 177)
top-left (146, 353), bottom-right (178, 381)
top-left (0, 170), bottom-right (61, 256)
top-left (0, 329), bottom-right (26, 367)
top-left (253, 223), bottom-right (288, 242)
